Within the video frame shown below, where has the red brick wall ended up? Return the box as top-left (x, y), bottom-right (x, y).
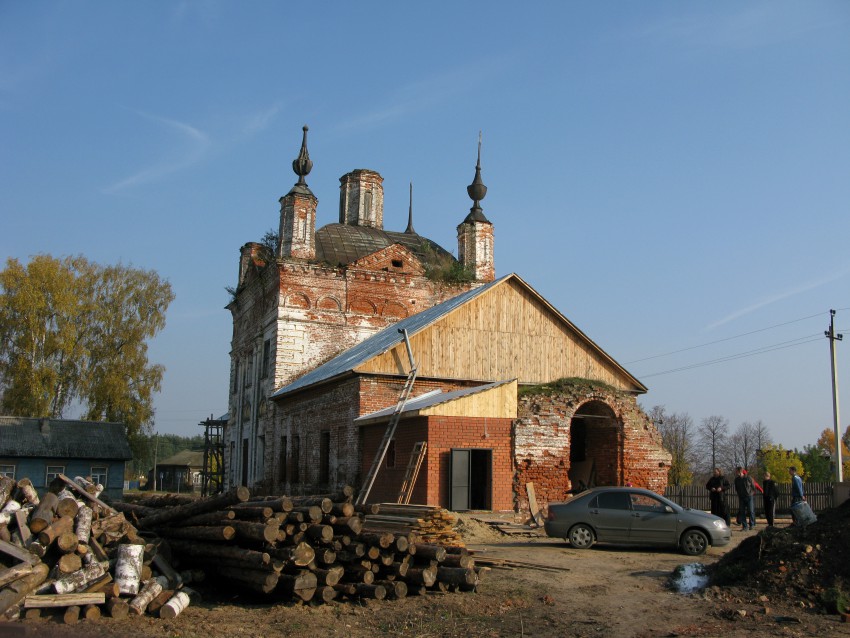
top-left (515, 384), bottom-right (670, 515)
top-left (360, 414), bottom-right (513, 510)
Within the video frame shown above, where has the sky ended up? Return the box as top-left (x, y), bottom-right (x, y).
top-left (2, 1), bottom-right (849, 451)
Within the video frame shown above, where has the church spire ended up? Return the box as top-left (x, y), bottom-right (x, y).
top-left (405, 181), bottom-right (416, 234)
top-left (289, 125), bottom-right (313, 195)
top-left (464, 131), bottom-right (489, 223)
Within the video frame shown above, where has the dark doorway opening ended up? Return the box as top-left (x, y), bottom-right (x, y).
top-left (569, 401), bottom-right (620, 488)
top-left (241, 439), bottom-right (249, 487)
top-left (450, 448), bottom-right (492, 510)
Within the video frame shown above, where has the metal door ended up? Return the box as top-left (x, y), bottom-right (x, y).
top-left (450, 449), bottom-right (470, 511)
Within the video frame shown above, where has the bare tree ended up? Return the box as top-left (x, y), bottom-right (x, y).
top-left (726, 421), bottom-right (760, 472)
top-left (695, 415), bottom-right (729, 477)
top-left (649, 405), bottom-right (695, 487)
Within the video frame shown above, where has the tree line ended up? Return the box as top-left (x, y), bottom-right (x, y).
top-left (648, 404), bottom-right (850, 486)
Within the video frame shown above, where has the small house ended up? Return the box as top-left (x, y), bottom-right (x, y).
top-left (0, 417), bottom-right (132, 500)
top-left (153, 450), bottom-right (204, 493)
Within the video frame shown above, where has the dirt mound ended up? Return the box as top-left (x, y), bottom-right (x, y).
top-left (711, 499), bottom-right (850, 612)
top-left (453, 513), bottom-right (508, 544)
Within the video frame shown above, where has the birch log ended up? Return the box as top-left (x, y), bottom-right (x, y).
top-left (115, 544), bottom-right (144, 595)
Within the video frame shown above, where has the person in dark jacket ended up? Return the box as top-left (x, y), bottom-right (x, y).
top-left (761, 471), bottom-right (779, 526)
top-left (734, 466), bottom-right (756, 530)
top-left (705, 467), bottom-right (730, 526)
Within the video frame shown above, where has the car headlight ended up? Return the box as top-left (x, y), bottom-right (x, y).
top-left (712, 520), bottom-right (726, 529)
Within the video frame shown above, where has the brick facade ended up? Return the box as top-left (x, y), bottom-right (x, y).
top-left (514, 382), bottom-right (671, 515)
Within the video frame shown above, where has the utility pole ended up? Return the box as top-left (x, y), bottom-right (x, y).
top-left (825, 309), bottom-right (843, 483)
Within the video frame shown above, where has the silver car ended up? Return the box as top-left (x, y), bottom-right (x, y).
top-left (544, 487), bottom-right (731, 556)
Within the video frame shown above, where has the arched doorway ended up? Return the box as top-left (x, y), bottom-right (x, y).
top-left (569, 401), bottom-right (621, 488)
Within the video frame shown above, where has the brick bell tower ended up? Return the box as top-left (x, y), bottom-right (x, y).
top-left (457, 133), bottom-right (495, 282)
top-left (339, 169), bottom-right (384, 229)
top-left (279, 125), bottom-right (317, 261)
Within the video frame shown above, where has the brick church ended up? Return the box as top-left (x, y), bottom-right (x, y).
top-left (225, 127), bottom-right (670, 512)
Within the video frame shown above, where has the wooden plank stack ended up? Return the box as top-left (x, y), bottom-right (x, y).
top-left (364, 504), bottom-right (465, 546)
top-left (0, 474), bottom-right (204, 624)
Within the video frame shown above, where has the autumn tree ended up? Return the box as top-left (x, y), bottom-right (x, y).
top-left (0, 255), bottom-right (173, 437)
top-left (798, 445), bottom-right (832, 482)
top-left (814, 428), bottom-right (850, 478)
top-left (759, 444), bottom-right (803, 483)
top-left (649, 405), bottom-right (695, 486)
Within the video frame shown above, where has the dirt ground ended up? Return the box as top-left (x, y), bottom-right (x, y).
top-left (2, 519), bottom-right (849, 638)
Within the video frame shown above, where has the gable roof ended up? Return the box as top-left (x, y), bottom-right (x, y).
top-left (157, 450), bottom-right (204, 468)
top-left (272, 273), bottom-right (647, 399)
top-left (0, 417), bottom-right (132, 460)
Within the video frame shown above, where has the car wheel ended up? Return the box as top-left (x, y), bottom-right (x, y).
top-left (681, 529), bottom-right (708, 556)
top-left (568, 523), bottom-right (595, 549)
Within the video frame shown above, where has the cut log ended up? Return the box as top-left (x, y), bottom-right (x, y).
top-left (278, 571), bottom-right (317, 601)
top-left (56, 496), bottom-right (79, 519)
top-left (137, 486), bottom-right (250, 528)
top-left (0, 538), bottom-right (40, 565)
top-left (74, 506), bottom-right (93, 545)
top-left (266, 541), bottom-right (314, 567)
top-left (15, 479), bottom-right (39, 506)
top-left (54, 561), bottom-right (109, 595)
top-left (165, 539), bottom-right (270, 566)
top-left (106, 597), bottom-right (129, 619)
top-left (159, 590), bottom-right (191, 619)
top-left (83, 603), bottom-right (101, 621)
top-left (0, 562), bottom-right (49, 616)
top-left (240, 496), bottom-right (293, 512)
top-left (152, 554), bottom-right (183, 589)
top-left (146, 588), bottom-right (175, 616)
top-left (376, 579), bottom-right (408, 599)
top-left (405, 565), bottom-right (437, 587)
top-left (28, 493), bottom-right (59, 534)
top-left (23, 592), bottom-right (105, 608)
top-left (314, 585), bottom-right (338, 603)
top-left (314, 548), bottom-right (337, 565)
top-left (115, 543), bottom-right (144, 595)
top-left (227, 505), bottom-right (273, 520)
top-left (212, 565), bottom-right (278, 594)
top-left (291, 505), bottom-right (323, 523)
top-left (56, 475), bottom-right (117, 516)
top-left (63, 605), bottom-right (80, 625)
top-left (0, 477), bottom-right (15, 509)
top-left (331, 516), bottom-right (362, 535)
top-left (13, 510), bottom-right (32, 547)
top-left (37, 514), bottom-right (74, 547)
top-left (289, 497), bottom-right (333, 514)
top-left (57, 553), bottom-right (82, 575)
top-left (157, 525), bottom-right (236, 542)
top-left (436, 566), bottom-right (478, 586)
top-left (412, 543), bottom-right (447, 562)
top-left (0, 563), bottom-right (34, 588)
top-left (230, 520), bottom-right (279, 544)
top-left (310, 565), bottom-right (344, 587)
top-left (360, 531), bottom-right (394, 548)
top-left (171, 509), bottom-right (236, 527)
top-left (56, 531), bottom-right (79, 554)
top-left (305, 524), bottom-right (333, 544)
top-left (128, 576), bottom-right (167, 615)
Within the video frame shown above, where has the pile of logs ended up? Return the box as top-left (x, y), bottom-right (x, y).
top-left (0, 474), bottom-right (201, 624)
top-left (125, 487), bottom-right (483, 603)
top-left (364, 504), bottom-right (465, 546)
top-left (0, 479), bottom-right (482, 625)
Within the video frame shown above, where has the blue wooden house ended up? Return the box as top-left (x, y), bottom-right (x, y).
top-left (0, 417), bottom-right (132, 501)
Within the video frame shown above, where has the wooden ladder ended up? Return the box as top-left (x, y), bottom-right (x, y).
top-left (397, 441), bottom-right (427, 504)
top-left (355, 329), bottom-right (417, 506)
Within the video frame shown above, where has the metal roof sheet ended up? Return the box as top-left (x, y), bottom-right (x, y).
top-left (0, 417), bottom-right (132, 460)
top-left (353, 379), bottom-right (515, 423)
top-left (271, 274), bottom-right (510, 399)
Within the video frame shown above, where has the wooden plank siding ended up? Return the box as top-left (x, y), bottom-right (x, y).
top-left (355, 279), bottom-right (641, 392)
top-left (664, 482), bottom-right (835, 517)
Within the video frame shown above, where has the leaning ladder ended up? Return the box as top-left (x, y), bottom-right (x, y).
top-left (397, 441), bottom-right (427, 504)
top-left (355, 329), bottom-right (417, 506)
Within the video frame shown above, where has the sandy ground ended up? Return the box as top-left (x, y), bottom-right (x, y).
top-left (2, 521), bottom-right (849, 638)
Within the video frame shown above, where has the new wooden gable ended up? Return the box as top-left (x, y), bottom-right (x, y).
top-left (354, 274), bottom-right (645, 393)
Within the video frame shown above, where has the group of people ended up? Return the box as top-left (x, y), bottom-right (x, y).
top-left (705, 465), bottom-right (805, 529)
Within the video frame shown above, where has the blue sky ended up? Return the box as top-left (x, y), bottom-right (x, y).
top-left (2, 1), bottom-right (848, 450)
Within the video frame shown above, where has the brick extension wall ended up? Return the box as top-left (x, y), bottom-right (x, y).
top-left (515, 383), bottom-right (670, 515)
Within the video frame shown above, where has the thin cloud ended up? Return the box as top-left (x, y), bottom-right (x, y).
top-left (103, 112), bottom-right (211, 193)
top-left (240, 102), bottom-right (283, 137)
top-left (708, 267), bottom-right (850, 330)
top-left (333, 54), bottom-right (516, 133)
top-left (635, 4), bottom-right (834, 51)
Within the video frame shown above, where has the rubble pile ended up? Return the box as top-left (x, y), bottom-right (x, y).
top-left (0, 478), bottom-right (483, 626)
top-left (711, 499), bottom-right (850, 613)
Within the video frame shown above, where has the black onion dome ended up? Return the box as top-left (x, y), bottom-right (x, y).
top-left (288, 125), bottom-right (314, 197)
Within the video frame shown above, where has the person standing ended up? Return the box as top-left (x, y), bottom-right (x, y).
top-left (705, 468), bottom-right (730, 526)
top-left (762, 471), bottom-right (779, 527)
top-left (789, 465), bottom-right (805, 525)
top-left (734, 466), bottom-right (756, 530)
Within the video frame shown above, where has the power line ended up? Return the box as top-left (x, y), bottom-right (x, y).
top-left (639, 334), bottom-right (823, 378)
top-left (626, 311), bottom-right (826, 365)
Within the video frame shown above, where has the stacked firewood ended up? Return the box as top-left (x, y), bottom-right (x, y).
top-left (128, 487), bottom-right (483, 603)
top-left (364, 504), bottom-right (465, 546)
top-left (0, 474), bottom-right (201, 624)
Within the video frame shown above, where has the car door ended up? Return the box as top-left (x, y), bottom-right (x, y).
top-left (627, 492), bottom-right (678, 545)
top-left (588, 491), bottom-right (632, 542)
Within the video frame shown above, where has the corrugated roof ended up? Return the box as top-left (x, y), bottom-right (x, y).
top-left (315, 223), bottom-right (454, 268)
top-left (353, 380), bottom-right (515, 424)
top-left (271, 275), bottom-right (508, 399)
top-left (0, 417), bottom-right (132, 460)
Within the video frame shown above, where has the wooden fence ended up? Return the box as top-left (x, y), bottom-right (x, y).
top-left (664, 482), bottom-right (834, 518)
